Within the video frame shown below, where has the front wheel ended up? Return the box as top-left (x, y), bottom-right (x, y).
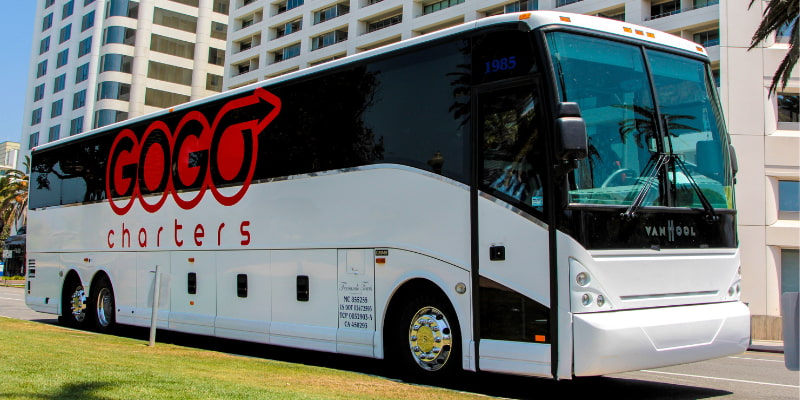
top-left (59, 277), bottom-right (89, 329)
top-left (389, 293), bottom-right (461, 380)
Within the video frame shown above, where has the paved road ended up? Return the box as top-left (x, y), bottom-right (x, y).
top-left (1, 285), bottom-right (797, 399)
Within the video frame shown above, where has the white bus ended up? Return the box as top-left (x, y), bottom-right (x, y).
top-left (26, 11), bottom-right (750, 380)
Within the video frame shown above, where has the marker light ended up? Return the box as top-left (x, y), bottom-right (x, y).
top-left (519, 13), bottom-right (531, 20)
top-left (559, 16), bottom-right (572, 22)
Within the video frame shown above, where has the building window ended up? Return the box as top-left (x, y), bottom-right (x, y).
top-left (153, 7), bottom-right (198, 33)
top-left (776, 17), bottom-right (797, 44)
top-left (556, 0), bottom-right (582, 6)
top-left (693, 0), bottom-right (719, 8)
top-left (78, 37), bottom-right (93, 57)
top-left (62, 1), bottom-right (75, 19)
top-left (214, 0), bottom-right (229, 14)
top-left (100, 54), bottom-right (133, 73)
top-left (277, 0), bottom-right (303, 14)
top-left (48, 125), bottom-right (61, 142)
top-left (82, 10), bottom-right (96, 31)
top-left (211, 21), bottom-right (227, 40)
top-left (43, 13), bottom-right (53, 31)
top-left (56, 49), bottom-right (70, 68)
top-left (276, 19), bottom-right (301, 38)
top-left (73, 89), bottom-right (87, 109)
top-left (367, 14), bottom-right (401, 33)
top-left (51, 99), bottom-right (63, 117)
top-left (54, 74), bottom-right (67, 93)
top-left (314, 3), bottom-right (349, 25)
top-left (650, 0), bottom-right (681, 19)
top-left (93, 109), bottom-right (128, 128)
top-left (85, 0), bottom-right (96, 5)
top-left (208, 47), bottom-right (225, 66)
top-left (45, 0), bottom-right (56, 8)
top-left (423, 0), bottom-right (464, 15)
top-left (148, 61), bottom-right (193, 85)
top-left (206, 73), bottom-right (223, 92)
top-left (76, 63), bottom-right (90, 83)
top-left (32, 108), bottom-right (43, 125)
top-left (70, 116), bottom-right (85, 135)
top-left (34, 84), bottom-right (46, 102)
top-left (779, 180), bottom-right (800, 220)
top-left (36, 60), bottom-right (48, 78)
top-left (144, 88), bottom-right (191, 108)
top-left (234, 58), bottom-right (258, 75)
top-left (107, 0), bottom-right (139, 18)
top-left (782, 249), bottom-right (800, 294)
top-left (97, 81), bottom-right (131, 101)
top-left (273, 43), bottom-right (300, 63)
top-left (778, 93), bottom-right (799, 123)
top-left (103, 26), bottom-right (136, 45)
top-left (693, 29), bottom-right (720, 47)
top-left (505, 0), bottom-right (536, 13)
top-left (40, 36), bottom-right (51, 55)
top-left (29, 132), bottom-right (40, 150)
top-left (311, 29), bottom-right (347, 50)
top-left (150, 34), bottom-right (195, 59)
top-left (59, 24), bottom-right (72, 44)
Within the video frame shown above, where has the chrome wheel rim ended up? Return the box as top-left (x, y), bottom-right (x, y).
top-left (408, 306), bottom-right (453, 371)
top-left (70, 286), bottom-right (87, 322)
top-left (96, 287), bottom-right (113, 328)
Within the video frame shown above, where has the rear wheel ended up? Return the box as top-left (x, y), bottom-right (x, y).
top-left (388, 293), bottom-right (461, 381)
top-left (59, 276), bottom-right (89, 329)
top-left (90, 276), bottom-right (116, 333)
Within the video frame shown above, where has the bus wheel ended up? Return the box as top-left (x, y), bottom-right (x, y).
top-left (90, 276), bottom-right (116, 333)
top-left (59, 276), bottom-right (88, 329)
top-left (391, 294), bottom-right (460, 380)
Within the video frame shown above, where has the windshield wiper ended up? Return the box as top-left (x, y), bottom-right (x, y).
top-left (621, 153), bottom-right (669, 220)
top-left (672, 156), bottom-right (719, 222)
top-left (621, 154), bottom-right (719, 222)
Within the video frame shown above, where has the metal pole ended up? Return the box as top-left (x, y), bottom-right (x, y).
top-left (149, 265), bottom-right (161, 347)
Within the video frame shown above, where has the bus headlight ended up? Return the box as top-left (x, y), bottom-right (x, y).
top-left (576, 272), bottom-right (590, 286)
top-left (596, 295), bottom-right (605, 307)
top-left (582, 293), bottom-right (592, 306)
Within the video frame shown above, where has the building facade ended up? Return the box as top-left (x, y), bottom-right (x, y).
top-left (0, 142), bottom-right (21, 172)
top-left (20, 0), bottom-right (231, 157)
top-left (223, 0), bottom-right (798, 340)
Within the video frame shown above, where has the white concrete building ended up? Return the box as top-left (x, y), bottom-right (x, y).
top-left (21, 0), bottom-right (231, 157)
top-left (223, 0), bottom-right (798, 340)
top-left (0, 142), bottom-right (21, 172)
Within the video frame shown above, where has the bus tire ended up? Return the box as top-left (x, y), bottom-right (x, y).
top-left (389, 292), bottom-right (461, 381)
top-left (59, 275), bottom-right (89, 329)
top-left (89, 275), bottom-right (116, 333)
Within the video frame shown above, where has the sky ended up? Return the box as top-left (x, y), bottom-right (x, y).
top-left (0, 2), bottom-right (37, 145)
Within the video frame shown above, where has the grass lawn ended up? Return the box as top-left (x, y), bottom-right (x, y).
top-left (0, 318), bottom-right (487, 400)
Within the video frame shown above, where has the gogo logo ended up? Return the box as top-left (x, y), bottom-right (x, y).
top-left (105, 87), bottom-right (281, 215)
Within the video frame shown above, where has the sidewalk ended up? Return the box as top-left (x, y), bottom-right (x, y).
top-left (0, 278), bottom-right (25, 287)
top-left (748, 340), bottom-right (785, 353)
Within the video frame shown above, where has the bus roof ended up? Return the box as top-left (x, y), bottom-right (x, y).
top-left (34, 11), bottom-right (709, 152)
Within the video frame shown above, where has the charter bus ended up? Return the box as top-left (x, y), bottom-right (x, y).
top-left (26, 11), bottom-right (750, 380)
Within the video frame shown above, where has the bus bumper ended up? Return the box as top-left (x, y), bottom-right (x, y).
top-left (572, 301), bottom-right (750, 376)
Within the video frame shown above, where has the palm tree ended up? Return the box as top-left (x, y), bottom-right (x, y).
top-left (0, 157), bottom-right (30, 238)
top-left (749, 0), bottom-right (798, 95)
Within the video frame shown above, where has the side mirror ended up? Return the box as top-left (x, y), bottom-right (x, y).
top-left (555, 102), bottom-right (588, 161)
top-left (729, 144), bottom-right (738, 178)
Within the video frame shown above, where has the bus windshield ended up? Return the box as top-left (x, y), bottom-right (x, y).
top-left (546, 31), bottom-right (734, 210)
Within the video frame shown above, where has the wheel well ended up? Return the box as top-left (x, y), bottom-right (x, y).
top-left (90, 271), bottom-right (111, 292)
top-left (383, 279), bottom-right (452, 344)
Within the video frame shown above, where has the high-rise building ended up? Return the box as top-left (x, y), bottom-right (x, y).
top-left (20, 0), bottom-right (231, 157)
top-left (223, 0), bottom-right (798, 341)
top-left (0, 142), bottom-right (21, 172)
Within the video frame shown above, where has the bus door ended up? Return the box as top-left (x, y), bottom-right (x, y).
top-left (475, 82), bottom-right (553, 377)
